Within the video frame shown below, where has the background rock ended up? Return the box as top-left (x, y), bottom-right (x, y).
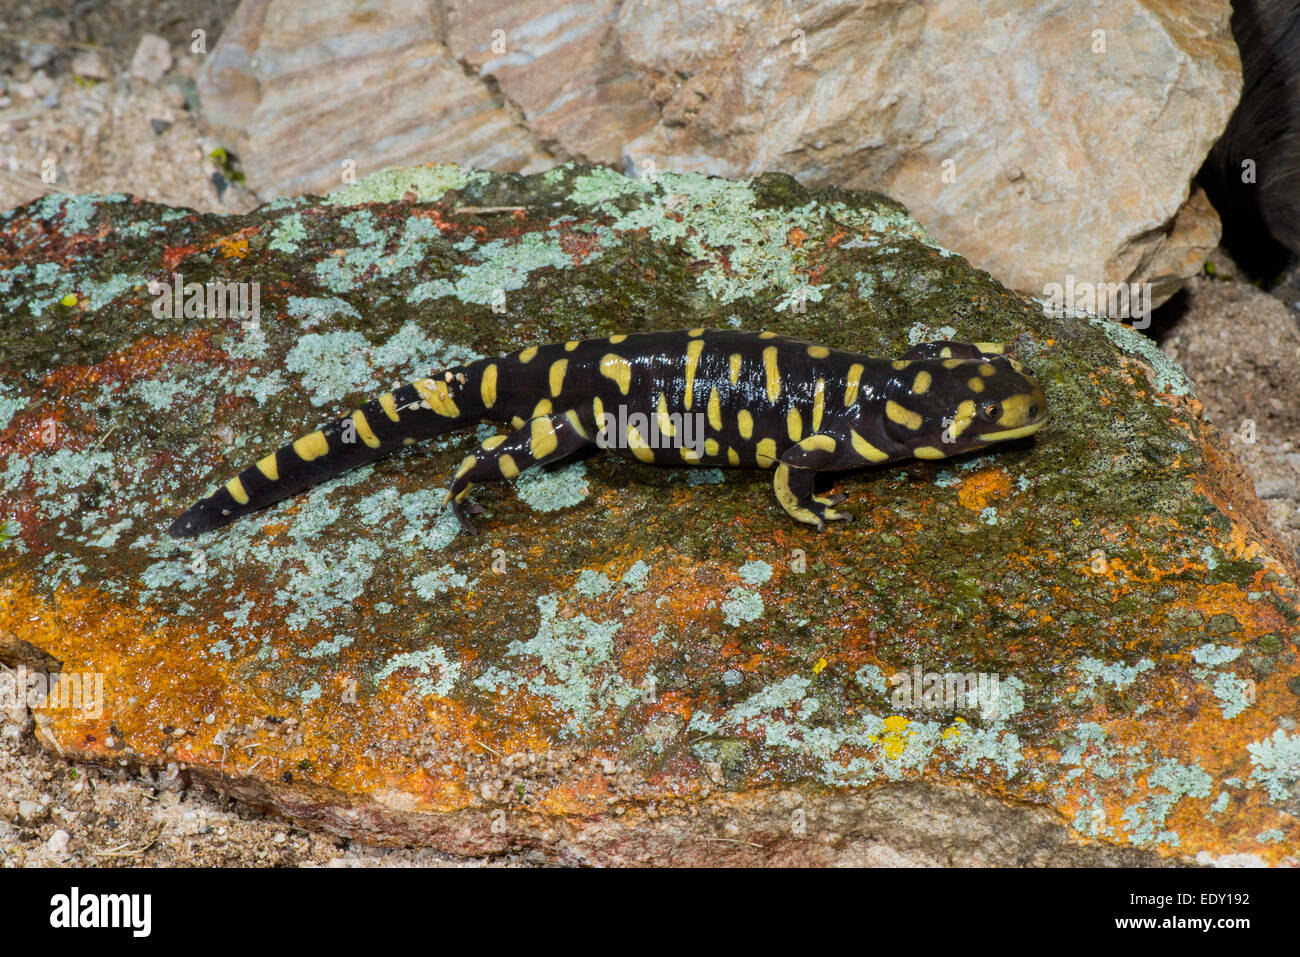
top-left (199, 0), bottom-right (1241, 304)
top-left (1, 165), bottom-right (1296, 864)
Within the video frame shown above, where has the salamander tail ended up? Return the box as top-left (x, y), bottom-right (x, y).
top-left (167, 373), bottom-right (483, 538)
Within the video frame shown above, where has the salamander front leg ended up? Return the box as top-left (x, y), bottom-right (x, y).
top-left (772, 434), bottom-right (858, 529)
top-left (444, 410), bottom-right (593, 534)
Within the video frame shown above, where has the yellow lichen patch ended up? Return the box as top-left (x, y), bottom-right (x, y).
top-left (874, 715), bottom-right (913, 759)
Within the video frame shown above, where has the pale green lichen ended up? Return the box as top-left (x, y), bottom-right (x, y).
top-left (408, 231), bottom-right (579, 307)
top-left (325, 164), bottom-right (484, 207)
top-left (412, 564), bottom-right (474, 599)
top-left (1192, 643), bottom-right (1242, 666)
top-left (574, 569), bottom-right (613, 599)
top-left (1075, 656), bottom-right (1155, 698)
top-left (284, 321), bottom-right (482, 406)
top-left (1247, 728), bottom-right (1300, 802)
top-left (1089, 315), bottom-right (1195, 397)
top-left (1211, 672), bottom-right (1254, 720)
top-left (268, 213), bottom-right (308, 253)
top-left (737, 560), bottom-right (773, 587)
top-left (374, 646), bottom-right (460, 698)
top-left (515, 462), bottom-right (590, 513)
top-left (307, 634), bottom-right (354, 658)
top-left (721, 587), bottom-right (764, 626)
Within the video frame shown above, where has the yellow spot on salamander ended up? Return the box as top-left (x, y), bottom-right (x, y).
top-left (402, 437), bottom-right (415, 446)
top-left (499, 454), bottom-right (519, 478)
top-left (939, 346), bottom-right (953, 359)
top-left (656, 392), bottom-right (677, 436)
top-left (564, 340), bottom-right (579, 351)
top-left (225, 477), bottom-right (249, 505)
top-left (727, 446), bottom-right (740, 466)
top-left (729, 353), bottom-right (742, 385)
top-left (455, 455), bottom-right (477, 478)
top-left (845, 363), bottom-right (864, 405)
top-left (799, 434), bottom-right (836, 452)
top-left (942, 358), bottom-right (964, 370)
top-left (518, 345), bottom-right (539, 363)
top-left (707, 387), bottom-right (722, 431)
top-left (973, 342), bottom-right (1006, 354)
top-left (688, 327), bottom-right (704, 337)
top-left (530, 417), bottom-right (558, 458)
top-left (737, 410), bottom-right (754, 439)
top-left (592, 396), bottom-right (604, 422)
top-left (351, 410), bottom-right (381, 448)
top-left (481, 363), bottom-right (498, 407)
top-left (807, 345), bottom-right (829, 359)
top-left (415, 377), bottom-right (460, 417)
top-left (565, 410), bottom-right (589, 438)
top-left (531, 398), bottom-right (553, 418)
top-left (609, 333), bottom-right (627, 344)
top-left (755, 437), bottom-right (777, 468)
top-left (851, 430), bottom-right (889, 462)
top-left (680, 446), bottom-right (702, 463)
top-left (293, 430), bottom-right (330, 462)
top-left (787, 408), bottom-right (802, 441)
top-left (600, 354), bottom-right (632, 395)
top-left (762, 346), bottom-right (781, 402)
top-left (812, 378), bottom-right (825, 431)
top-left (759, 331), bottom-right (777, 339)
top-left (913, 446), bottom-right (946, 459)
top-left (549, 358), bottom-right (568, 397)
top-left (946, 399), bottom-right (976, 440)
top-left (978, 362), bottom-right (996, 377)
top-left (912, 370), bottom-right (932, 395)
top-left (378, 393), bottom-right (400, 422)
top-left (627, 424), bottom-right (655, 463)
top-left (968, 376), bottom-right (985, 393)
top-left (255, 453), bottom-right (279, 481)
top-left (705, 438), bottom-right (719, 456)
top-left (684, 339), bottom-right (705, 409)
top-left (483, 435), bottom-right (507, 450)
top-left (886, 400), bottom-right (922, 430)
top-left (892, 360), bottom-right (911, 371)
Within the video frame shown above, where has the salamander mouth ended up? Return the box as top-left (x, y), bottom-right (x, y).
top-left (976, 417), bottom-right (1047, 442)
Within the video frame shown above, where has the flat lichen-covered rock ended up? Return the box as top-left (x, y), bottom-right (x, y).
top-left (1, 164), bottom-right (1297, 865)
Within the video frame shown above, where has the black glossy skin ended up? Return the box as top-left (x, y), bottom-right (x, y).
top-left (167, 329), bottom-right (1049, 537)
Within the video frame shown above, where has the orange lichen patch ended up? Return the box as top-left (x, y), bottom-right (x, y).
top-left (217, 236), bottom-right (250, 260)
top-left (955, 468), bottom-right (1013, 512)
top-left (556, 223), bottom-right (604, 264)
top-left (160, 242), bottom-right (202, 272)
top-left (41, 328), bottom-right (226, 394)
top-left (539, 771), bottom-right (612, 816)
top-left (786, 226), bottom-right (807, 248)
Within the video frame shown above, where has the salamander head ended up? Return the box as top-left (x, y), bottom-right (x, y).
top-left (880, 356), bottom-right (1049, 459)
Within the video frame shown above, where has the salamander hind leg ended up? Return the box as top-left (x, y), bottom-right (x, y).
top-left (444, 410), bottom-right (593, 534)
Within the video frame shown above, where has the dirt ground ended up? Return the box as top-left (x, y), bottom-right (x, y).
top-left (2, 3), bottom-right (1297, 867)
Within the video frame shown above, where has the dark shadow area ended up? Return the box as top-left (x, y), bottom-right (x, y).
top-left (1198, 0), bottom-right (1300, 284)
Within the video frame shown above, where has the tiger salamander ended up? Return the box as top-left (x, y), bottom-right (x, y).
top-left (167, 329), bottom-right (1049, 537)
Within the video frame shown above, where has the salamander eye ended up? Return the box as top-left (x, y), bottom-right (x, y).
top-left (978, 401), bottom-right (1001, 422)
